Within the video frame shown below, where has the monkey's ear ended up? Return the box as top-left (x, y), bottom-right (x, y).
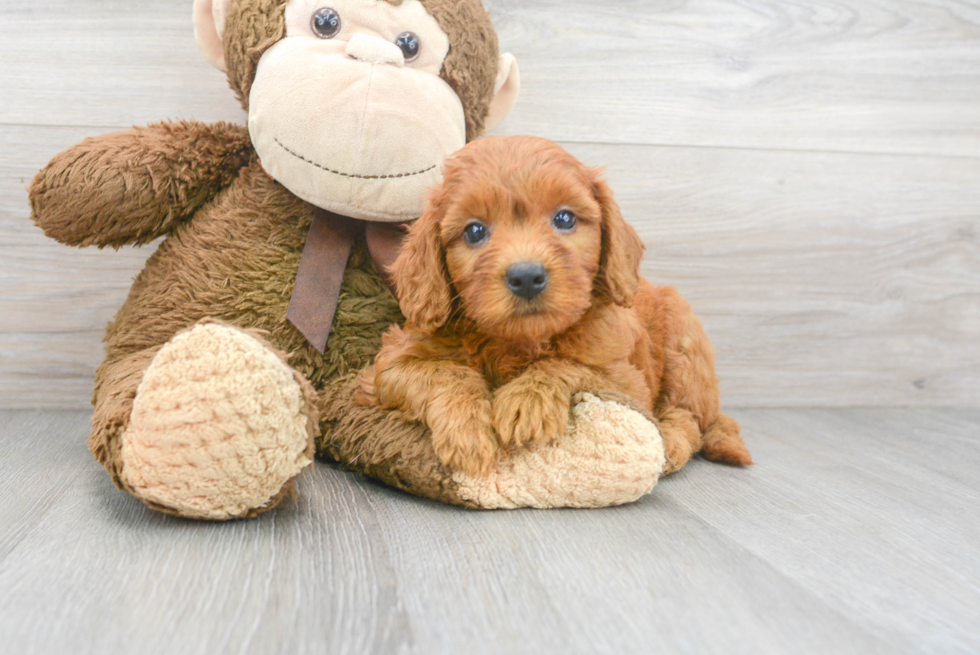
top-left (483, 54), bottom-right (521, 134)
top-left (390, 200), bottom-right (454, 334)
top-left (592, 171), bottom-right (645, 308)
top-left (194, 0), bottom-right (232, 72)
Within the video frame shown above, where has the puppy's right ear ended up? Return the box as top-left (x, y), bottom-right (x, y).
top-left (194, 0), bottom-right (232, 71)
top-left (391, 197), bottom-right (454, 334)
top-left (592, 170), bottom-right (645, 308)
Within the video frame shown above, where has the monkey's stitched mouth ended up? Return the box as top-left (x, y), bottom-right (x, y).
top-left (275, 139), bottom-right (437, 180)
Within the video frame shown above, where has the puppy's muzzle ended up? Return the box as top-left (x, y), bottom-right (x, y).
top-left (506, 262), bottom-right (549, 301)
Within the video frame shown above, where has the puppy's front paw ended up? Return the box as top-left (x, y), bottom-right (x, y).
top-left (492, 382), bottom-right (571, 448)
top-left (431, 420), bottom-right (500, 478)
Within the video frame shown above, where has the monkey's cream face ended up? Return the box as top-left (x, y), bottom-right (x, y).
top-left (248, 0), bottom-right (466, 222)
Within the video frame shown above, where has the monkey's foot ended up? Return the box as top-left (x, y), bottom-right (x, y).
top-left (451, 392), bottom-right (665, 509)
top-left (119, 322), bottom-right (316, 520)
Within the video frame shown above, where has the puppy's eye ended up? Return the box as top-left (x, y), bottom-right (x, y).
top-left (395, 32), bottom-right (421, 62)
top-left (553, 210), bottom-right (577, 231)
top-left (463, 221), bottom-right (489, 245)
top-left (311, 8), bottom-right (342, 38)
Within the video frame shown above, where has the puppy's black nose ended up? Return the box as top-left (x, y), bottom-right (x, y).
top-left (506, 262), bottom-right (549, 301)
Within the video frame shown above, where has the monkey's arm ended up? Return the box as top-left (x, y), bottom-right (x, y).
top-left (29, 121), bottom-right (252, 248)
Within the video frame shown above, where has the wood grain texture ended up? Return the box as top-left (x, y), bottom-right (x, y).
top-left (489, 0), bottom-right (980, 157)
top-left (3, 0), bottom-right (979, 156)
top-left (1, 408), bottom-right (977, 654)
top-left (1, 0), bottom-right (979, 408)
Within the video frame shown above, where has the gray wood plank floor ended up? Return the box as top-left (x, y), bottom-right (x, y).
top-left (1, 409), bottom-right (977, 655)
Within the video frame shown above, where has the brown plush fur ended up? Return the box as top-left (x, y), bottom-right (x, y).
top-left (223, 0), bottom-right (289, 108)
top-left (419, 0), bottom-right (500, 141)
top-left (361, 137), bottom-right (753, 476)
top-left (29, 0), bottom-right (506, 515)
top-left (222, 0), bottom-right (500, 140)
top-left (78, 160), bottom-right (409, 509)
top-left (29, 121), bottom-right (253, 248)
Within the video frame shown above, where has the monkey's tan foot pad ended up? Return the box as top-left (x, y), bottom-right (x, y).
top-left (452, 393), bottom-right (665, 509)
top-left (120, 322), bottom-right (314, 520)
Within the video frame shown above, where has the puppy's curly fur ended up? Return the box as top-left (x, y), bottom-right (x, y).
top-left (359, 137), bottom-right (753, 476)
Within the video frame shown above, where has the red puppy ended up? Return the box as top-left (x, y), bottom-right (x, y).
top-left (360, 137), bottom-right (752, 477)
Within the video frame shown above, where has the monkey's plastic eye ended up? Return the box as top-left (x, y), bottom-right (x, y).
top-left (553, 210), bottom-right (577, 231)
top-left (395, 32), bottom-right (421, 62)
top-left (311, 8), bottom-right (342, 39)
top-left (463, 221), bottom-right (489, 245)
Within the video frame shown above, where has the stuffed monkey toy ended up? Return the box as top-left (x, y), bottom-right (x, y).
top-left (28, 0), bottom-right (666, 520)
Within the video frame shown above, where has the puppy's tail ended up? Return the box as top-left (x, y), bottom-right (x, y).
top-left (701, 413), bottom-right (754, 466)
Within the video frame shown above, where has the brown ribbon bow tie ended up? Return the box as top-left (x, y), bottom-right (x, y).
top-left (288, 208), bottom-right (408, 353)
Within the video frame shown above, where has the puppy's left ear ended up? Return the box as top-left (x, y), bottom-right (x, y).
top-left (592, 171), bottom-right (645, 307)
